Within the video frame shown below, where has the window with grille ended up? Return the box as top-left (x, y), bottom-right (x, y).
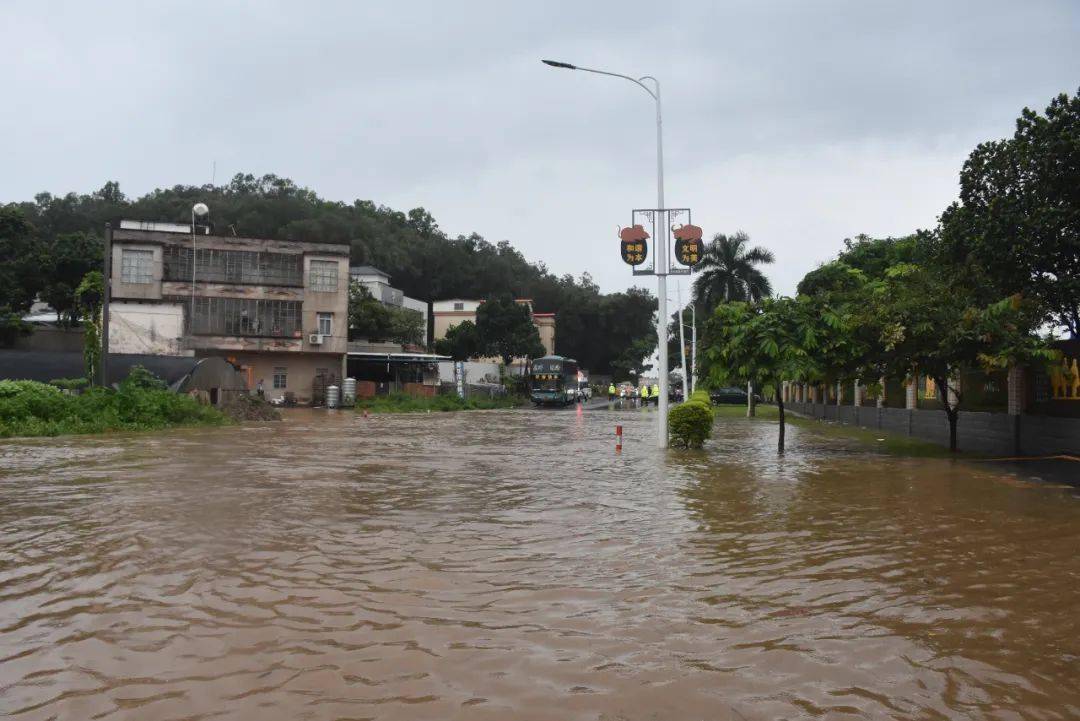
top-left (309, 260), bottom-right (339, 292)
top-left (453, 302), bottom-right (464, 311)
top-left (120, 249), bottom-right (154, 284)
top-left (317, 312), bottom-right (333, 336)
top-left (273, 367), bottom-right (287, 389)
top-left (184, 297), bottom-right (301, 337)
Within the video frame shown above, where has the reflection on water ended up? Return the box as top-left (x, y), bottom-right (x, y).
top-left (1, 408), bottom-right (1078, 720)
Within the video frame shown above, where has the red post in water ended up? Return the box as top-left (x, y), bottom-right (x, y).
top-left (615, 424), bottom-right (623, 453)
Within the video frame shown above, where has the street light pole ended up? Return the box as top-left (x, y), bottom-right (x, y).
top-left (191, 203), bottom-right (209, 335)
top-left (542, 59), bottom-right (670, 447)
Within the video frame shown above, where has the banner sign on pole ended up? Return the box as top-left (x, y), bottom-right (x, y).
top-left (623, 209), bottom-right (697, 276)
top-left (619, 225), bottom-right (649, 266)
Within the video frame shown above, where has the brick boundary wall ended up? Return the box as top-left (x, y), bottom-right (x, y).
top-left (785, 401), bottom-right (1080, 456)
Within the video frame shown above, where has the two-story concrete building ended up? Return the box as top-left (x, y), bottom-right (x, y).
top-left (108, 220), bottom-right (349, 404)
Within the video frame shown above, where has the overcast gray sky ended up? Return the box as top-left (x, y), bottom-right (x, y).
top-left (4, 1), bottom-right (1078, 299)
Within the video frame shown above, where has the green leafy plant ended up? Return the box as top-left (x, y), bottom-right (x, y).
top-left (0, 370), bottom-right (228, 438)
top-left (668, 398), bottom-right (714, 449)
top-left (48, 377), bottom-right (89, 392)
top-left (76, 270), bottom-right (104, 382)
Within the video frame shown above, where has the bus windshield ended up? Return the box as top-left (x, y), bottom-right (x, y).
top-left (533, 360), bottom-right (563, 374)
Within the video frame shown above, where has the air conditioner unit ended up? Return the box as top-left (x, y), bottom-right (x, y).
top-left (308, 333), bottom-right (324, 345)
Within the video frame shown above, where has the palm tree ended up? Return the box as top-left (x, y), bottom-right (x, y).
top-left (693, 231), bottom-right (775, 312)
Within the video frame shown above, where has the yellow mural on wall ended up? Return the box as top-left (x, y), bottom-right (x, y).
top-left (1049, 357), bottom-right (1079, 400)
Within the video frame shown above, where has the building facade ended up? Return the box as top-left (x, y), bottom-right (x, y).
top-left (431, 299), bottom-right (483, 343)
top-left (431, 298), bottom-right (556, 374)
top-left (109, 221), bottom-right (349, 404)
top-left (348, 265), bottom-right (429, 347)
top-left (432, 299), bottom-right (555, 356)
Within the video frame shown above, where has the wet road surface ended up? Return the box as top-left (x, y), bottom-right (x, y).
top-left (1, 407), bottom-right (1078, 720)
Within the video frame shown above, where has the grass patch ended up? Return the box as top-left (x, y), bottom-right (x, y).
top-left (709, 402), bottom-right (959, 457)
top-left (0, 377), bottom-right (229, 438)
top-left (355, 392), bottom-right (522, 414)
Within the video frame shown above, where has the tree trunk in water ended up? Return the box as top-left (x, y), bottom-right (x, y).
top-left (936, 374), bottom-right (960, 452)
top-left (776, 383), bottom-right (785, 453)
top-left (947, 407), bottom-right (958, 452)
top-left (747, 381), bottom-right (756, 417)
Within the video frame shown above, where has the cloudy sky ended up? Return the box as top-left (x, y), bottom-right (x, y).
top-left (4, 1), bottom-right (1078, 299)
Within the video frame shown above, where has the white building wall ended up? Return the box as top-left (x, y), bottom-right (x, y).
top-left (438, 360), bottom-right (501, 384)
top-left (402, 296), bottom-right (429, 345)
top-left (108, 302), bottom-right (191, 356)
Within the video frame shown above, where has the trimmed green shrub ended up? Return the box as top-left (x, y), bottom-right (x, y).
top-left (689, 389), bottom-right (711, 406)
top-left (669, 399), bottom-right (714, 448)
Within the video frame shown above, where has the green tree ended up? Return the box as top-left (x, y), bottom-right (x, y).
top-left (939, 88), bottom-right (1080, 336)
top-left (475, 294), bottom-right (545, 367)
top-left (348, 282), bottom-right (393, 341)
top-left (699, 297), bottom-right (818, 453)
top-left (692, 231), bottom-right (774, 312)
top-left (0, 206), bottom-right (44, 346)
top-left (387, 306), bottom-right (424, 347)
top-left (611, 336), bottom-right (656, 382)
top-left (434, 320), bottom-right (482, 360)
top-left (858, 253), bottom-right (1051, 452)
top-left (42, 231), bottom-right (103, 325)
top-left (75, 271), bottom-right (104, 383)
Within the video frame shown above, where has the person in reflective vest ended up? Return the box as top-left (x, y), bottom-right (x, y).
top-left (640, 384), bottom-right (650, 406)
top-left (608, 383), bottom-right (617, 402)
top-left (651, 383), bottom-right (660, 405)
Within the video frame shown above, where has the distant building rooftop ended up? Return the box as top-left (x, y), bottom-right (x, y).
top-left (349, 265), bottom-right (391, 281)
top-left (120, 219), bottom-right (207, 234)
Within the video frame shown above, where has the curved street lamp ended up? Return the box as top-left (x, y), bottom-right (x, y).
top-left (542, 59), bottom-right (670, 447)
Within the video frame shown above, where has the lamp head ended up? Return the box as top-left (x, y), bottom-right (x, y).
top-left (541, 59), bottom-right (576, 70)
top-left (192, 203), bottom-right (210, 217)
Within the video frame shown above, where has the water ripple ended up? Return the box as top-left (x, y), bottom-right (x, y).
top-left (1, 408), bottom-right (1078, 720)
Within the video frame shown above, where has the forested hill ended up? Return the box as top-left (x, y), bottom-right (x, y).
top-left (10, 173), bottom-right (657, 375)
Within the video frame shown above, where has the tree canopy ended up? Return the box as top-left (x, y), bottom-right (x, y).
top-left (474, 295), bottom-right (546, 367)
top-left (699, 297), bottom-right (819, 452)
top-left (692, 231), bottom-right (774, 312)
top-left (433, 321), bottom-right (482, 361)
top-left (938, 88), bottom-right (1080, 336)
top-left (348, 282), bottom-right (424, 347)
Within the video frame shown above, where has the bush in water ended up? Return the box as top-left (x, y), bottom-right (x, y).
top-left (669, 397), bottom-right (714, 449)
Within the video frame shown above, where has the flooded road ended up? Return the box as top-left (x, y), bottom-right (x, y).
top-left (1, 407), bottom-right (1078, 720)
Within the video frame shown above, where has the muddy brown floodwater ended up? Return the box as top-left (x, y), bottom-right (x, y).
top-left (1, 407), bottom-right (1079, 720)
